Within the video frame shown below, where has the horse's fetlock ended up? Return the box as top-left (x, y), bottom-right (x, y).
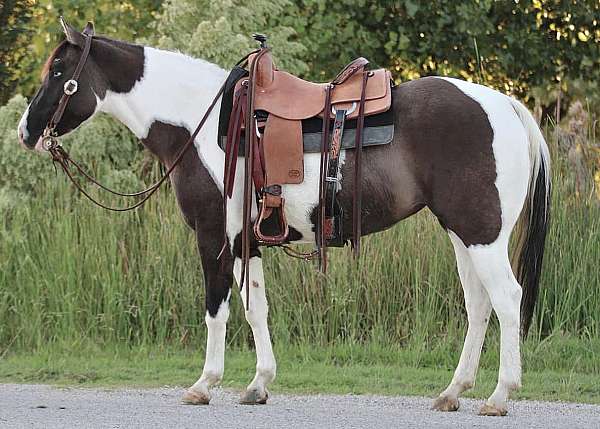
top-left (461, 381), bottom-right (474, 390)
top-left (202, 369), bottom-right (223, 384)
top-left (257, 365), bottom-right (276, 382)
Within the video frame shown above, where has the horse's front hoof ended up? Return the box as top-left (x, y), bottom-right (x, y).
top-left (239, 388), bottom-right (269, 405)
top-left (431, 394), bottom-right (459, 412)
top-left (181, 388), bottom-right (210, 405)
top-left (478, 402), bottom-right (508, 416)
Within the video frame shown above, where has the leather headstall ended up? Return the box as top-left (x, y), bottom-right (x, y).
top-left (42, 25), bottom-right (95, 151)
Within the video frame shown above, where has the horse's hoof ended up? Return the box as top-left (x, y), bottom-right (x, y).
top-left (478, 403), bottom-right (507, 416)
top-left (239, 388), bottom-right (268, 405)
top-left (431, 394), bottom-right (459, 412)
top-left (181, 388), bottom-right (210, 405)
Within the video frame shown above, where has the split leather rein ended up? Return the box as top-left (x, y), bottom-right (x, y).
top-left (42, 29), bottom-right (252, 212)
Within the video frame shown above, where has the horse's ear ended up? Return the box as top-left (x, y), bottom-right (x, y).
top-left (60, 16), bottom-right (85, 47)
top-left (83, 21), bottom-right (95, 37)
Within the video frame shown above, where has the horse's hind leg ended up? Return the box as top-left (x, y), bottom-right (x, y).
top-left (468, 237), bottom-right (522, 416)
top-left (234, 256), bottom-right (277, 405)
top-left (432, 231), bottom-right (492, 412)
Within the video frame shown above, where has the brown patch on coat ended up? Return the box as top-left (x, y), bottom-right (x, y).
top-left (142, 121), bottom-right (233, 317)
top-left (332, 77), bottom-right (501, 246)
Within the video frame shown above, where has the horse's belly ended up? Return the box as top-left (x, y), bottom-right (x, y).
top-left (281, 153), bottom-right (322, 243)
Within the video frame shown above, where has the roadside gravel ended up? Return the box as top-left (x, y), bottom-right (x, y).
top-left (1, 383), bottom-right (599, 428)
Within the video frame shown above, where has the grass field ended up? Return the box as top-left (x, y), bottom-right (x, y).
top-left (0, 100), bottom-right (599, 403)
top-left (2, 337), bottom-right (600, 404)
top-left (1, 137), bottom-right (598, 349)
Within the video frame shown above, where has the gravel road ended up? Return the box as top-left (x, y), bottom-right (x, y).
top-left (1, 384), bottom-right (599, 429)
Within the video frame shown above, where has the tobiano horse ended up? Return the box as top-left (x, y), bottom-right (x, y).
top-left (18, 20), bottom-right (550, 416)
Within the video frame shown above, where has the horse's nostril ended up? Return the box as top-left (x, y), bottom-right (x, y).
top-left (18, 128), bottom-right (24, 143)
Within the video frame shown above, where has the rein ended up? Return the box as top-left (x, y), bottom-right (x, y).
top-left (42, 30), bottom-right (252, 212)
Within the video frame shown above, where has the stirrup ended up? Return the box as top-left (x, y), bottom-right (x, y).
top-left (254, 198), bottom-right (289, 245)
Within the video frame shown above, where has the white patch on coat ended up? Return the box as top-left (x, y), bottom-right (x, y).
top-left (233, 257), bottom-right (276, 392)
top-left (434, 77), bottom-right (550, 410)
top-left (99, 45), bottom-right (338, 245)
top-left (17, 105), bottom-right (30, 142)
top-left (437, 230), bottom-right (491, 402)
top-left (191, 299), bottom-right (230, 392)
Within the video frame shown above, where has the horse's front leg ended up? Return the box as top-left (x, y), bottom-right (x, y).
top-left (234, 255), bottom-right (277, 404)
top-left (182, 237), bottom-right (233, 405)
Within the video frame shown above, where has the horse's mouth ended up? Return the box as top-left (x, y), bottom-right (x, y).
top-left (34, 136), bottom-right (48, 153)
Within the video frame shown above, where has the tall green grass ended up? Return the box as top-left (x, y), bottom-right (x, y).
top-left (0, 125), bottom-right (598, 357)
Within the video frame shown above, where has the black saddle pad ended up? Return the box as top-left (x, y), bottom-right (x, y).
top-left (217, 67), bottom-right (395, 154)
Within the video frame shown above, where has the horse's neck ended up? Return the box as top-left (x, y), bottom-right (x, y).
top-left (98, 46), bottom-right (229, 188)
top-left (98, 46), bottom-right (227, 139)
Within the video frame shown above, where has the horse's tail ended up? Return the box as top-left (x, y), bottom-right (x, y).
top-left (508, 98), bottom-right (552, 338)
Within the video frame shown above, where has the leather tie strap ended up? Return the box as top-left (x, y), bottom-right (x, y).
top-left (240, 48), bottom-right (271, 310)
top-left (331, 57), bottom-right (369, 86)
top-left (317, 84), bottom-right (333, 272)
top-left (49, 78), bottom-right (229, 211)
top-left (351, 70), bottom-right (370, 258)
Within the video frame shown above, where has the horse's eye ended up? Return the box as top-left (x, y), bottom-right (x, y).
top-left (53, 71), bottom-right (62, 78)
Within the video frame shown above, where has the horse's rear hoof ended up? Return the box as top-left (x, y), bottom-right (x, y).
top-left (239, 388), bottom-right (268, 405)
top-left (478, 403), bottom-right (508, 416)
top-left (431, 395), bottom-right (459, 412)
top-left (181, 388), bottom-right (210, 405)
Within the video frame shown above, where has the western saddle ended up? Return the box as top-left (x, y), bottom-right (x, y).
top-left (222, 35), bottom-right (392, 298)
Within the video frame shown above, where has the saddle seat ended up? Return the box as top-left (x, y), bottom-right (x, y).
top-left (237, 52), bottom-right (392, 121)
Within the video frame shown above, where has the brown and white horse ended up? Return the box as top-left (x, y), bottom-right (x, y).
top-left (18, 21), bottom-right (550, 416)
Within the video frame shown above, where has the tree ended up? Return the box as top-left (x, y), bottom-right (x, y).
top-left (7, 0), bottom-right (163, 99)
top-left (0, 0), bottom-right (34, 105)
top-left (294, 0), bottom-right (600, 103)
top-left (151, 0), bottom-right (308, 75)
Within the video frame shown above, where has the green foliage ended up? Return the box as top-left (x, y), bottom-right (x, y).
top-left (0, 107), bottom-right (598, 352)
top-left (0, 0), bottom-right (34, 105)
top-left (151, 0), bottom-right (308, 74)
top-left (0, 95), bottom-right (143, 198)
top-left (4, 1), bottom-right (599, 110)
top-left (0, 1), bottom-right (598, 386)
top-left (0, 95), bottom-right (52, 195)
top-left (8, 0), bottom-right (163, 99)
top-left (291, 1), bottom-right (600, 99)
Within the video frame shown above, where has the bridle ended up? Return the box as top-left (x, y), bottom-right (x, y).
top-left (41, 28), bottom-right (247, 212)
top-left (42, 25), bottom-right (94, 151)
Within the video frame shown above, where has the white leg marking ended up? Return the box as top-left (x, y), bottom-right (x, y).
top-left (468, 237), bottom-right (522, 414)
top-left (234, 257), bottom-right (276, 401)
top-left (185, 298), bottom-right (230, 403)
top-left (435, 231), bottom-right (492, 410)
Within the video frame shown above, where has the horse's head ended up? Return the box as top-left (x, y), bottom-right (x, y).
top-left (18, 18), bottom-right (105, 150)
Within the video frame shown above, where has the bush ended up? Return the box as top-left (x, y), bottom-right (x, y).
top-left (0, 95), bottom-right (144, 200)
